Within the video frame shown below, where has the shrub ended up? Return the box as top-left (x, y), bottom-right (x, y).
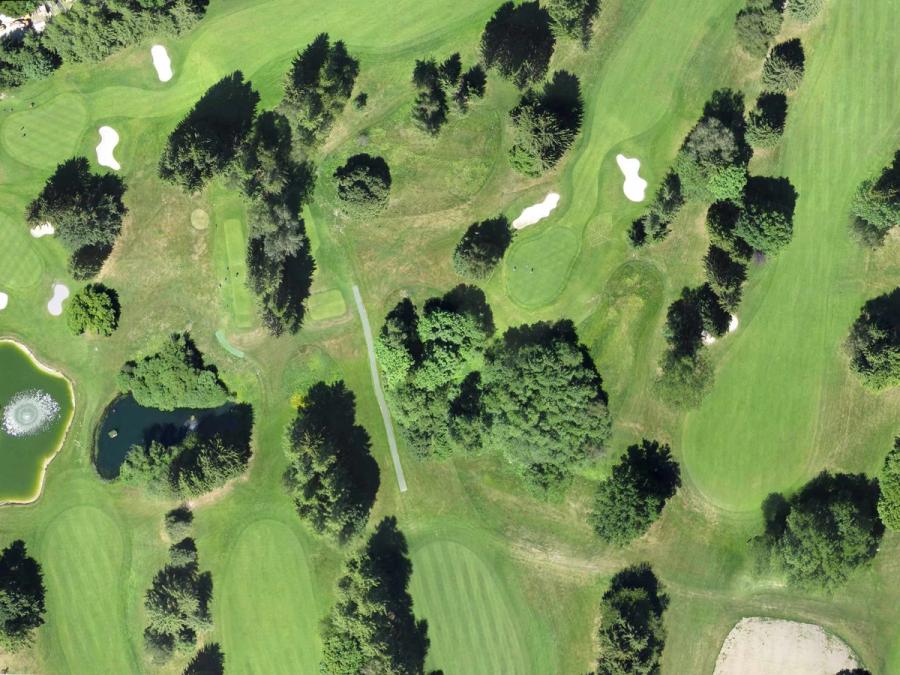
top-left (877, 439), bottom-right (900, 531)
top-left (65, 283), bottom-right (120, 336)
top-left (788, 0), bottom-right (823, 22)
top-left (452, 216), bottom-right (514, 279)
top-left (761, 38), bottom-right (806, 92)
top-left (480, 1), bottom-right (555, 88)
top-left (0, 540), bottom-right (46, 652)
top-left (333, 153), bottom-right (392, 212)
top-left (746, 92), bottom-right (788, 148)
top-left (547, 0), bottom-right (601, 47)
top-left (734, 1), bottom-right (783, 57)
top-left (845, 288), bottom-right (900, 390)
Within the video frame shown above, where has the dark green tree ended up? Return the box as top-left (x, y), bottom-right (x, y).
top-left (762, 38), bottom-right (805, 92)
top-left (590, 441), bottom-right (682, 545)
top-left (735, 175), bottom-right (798, 255)
top-left (0, 540), bottom-right (46, 652)
top-left (159, 72), bottom-right (259, 191)
top-left (629, 171), bottom-right (684, 246)
top-left (320, 517), bottom-right (430, 675)
top-left (845, 288), bottom-right (900, 390)
top-left (164, 506), bottom-right (194, 541)
top-left (236, 111), bottom-right (314, 203)
top-left (183, 643), bottom-right (225, 675)
top-left (877, 438), bottom-right (900, 531)
top-left (0, 32), bottom-right (58, 89)
top-left (283, 381), bottom-right (379, 543)
top-left (789, 0), bottom-right (823, 21)
top-left (745, 92), bottom-right (788, 148)
top-left (117, 333), bottom-right (230, 410)
top-left (411, 58), bottom-right (449, 135)
top-left (452, 216), bottom-right (514, 279)
top-left (596, 563), bottom-right (668, 675)
top-left (656, 350), bottom-right (714, 410)
top-left (144, 557), bottom-right (212, 662)
top-left (706, 200), bottom-right (753, 261)
top-left (376, 298), bottom-right (423, 390)
top-left (547, 0), bottom-right (601, 47)
top-left (734, 0), bottom-right (783, 58)
top-left (850, 150), bottom-right (899, 245)
top-left (454, 65), bottom-right (487, 112)
top-left (704, 245), bottom-right (747, 310)
top-left (483, 320), bottom-right (611, 493)
top-left (480, 1), bottom-right (555, 88)
top-left (65, 283), bottom-right (120, 336)
top-left (334, 153), bottom-right (392, 213)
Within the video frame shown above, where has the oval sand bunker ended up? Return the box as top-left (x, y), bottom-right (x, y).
top-left (96, 126), bottom-right (120, 170)
top-left (47, 283), bottom-right (69, 316)
top-left (714, 618), bottom-right (859, 675)
top-left (30, 222), bottom-right (54, 238)
top-left (615, 154), bottom-right (647, 202)
top-left (512, 192), bottom-right (560, 230)
top-left (151, 45), bottom-right (173, 82)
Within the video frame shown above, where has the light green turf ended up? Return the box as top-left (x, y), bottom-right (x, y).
top-left (307, 288), bottom-right (347, 322)
top-left (505, 227), bottom-right (579, 308)
top-left (0, 214), bottom-right (43, 289)
top-left (214, 329), bottom-right (245, 358)
top-left (217, 520), bottom-right (320, 674)
top-left (0, 93), bottom-right (88, 170)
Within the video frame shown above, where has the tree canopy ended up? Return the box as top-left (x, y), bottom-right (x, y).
top-left (845, 288), bottom-right (900, 390)
top-left (547, 0), bottom-right (601, 47)
top-left (590, 441), bottom-right (682, 545)
top-left (183, 643), bottom-right (225, 675)
top-left (756, 472), bottom-right (884, 590)
top-left (333, 153), bottom-right (392, 213)
top-left (735, 175), bottom-right (798, 255)
top-left (65, 283), bottom-right (120, 336)
top-left (655, 350), bottom-right (713, 410)
top-left (117, 333), bottom-right (230, 410)
top-left (480, 1), bottom-right (555, 88)
top-left (745, 92), bottom-right (788, 148)
top-left (789, 0), bottom-right (822, 21)
top-left (704, 245), bottom-right (747, 311)
top-left (452, 216), bottom-right (514, 279)
top-left (761, 38), bottom-right (806, 92)
top-left (877, 438), bottom-right (900, 531)
top-left (734, 0), bottom-right (783, 57)
top-left (629, 171), bottom-right (684, 246)
top-left (320, 517), bottom-right (430, 674)
top-left (850, 150), bottom-right (900, 246)
top-left (159, 72), bottom-right (259, 192)
top-left (0, 540), bottom-right (46, 652)
top-left (279, 33), bottom-right (359, 147)
top-left (596, 563), bottom-right (668, 675)
top-left (284, 381), bottom-right (379, 543)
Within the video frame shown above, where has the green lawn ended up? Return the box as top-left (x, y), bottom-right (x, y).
top-left (0, 0), bottom-right (898, 673)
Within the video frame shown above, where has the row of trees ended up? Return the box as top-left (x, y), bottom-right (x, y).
top-left (411, 54), bottom-right (486, 135)
top-left (734, 0), bottom-right (819, 59)
top-left (0, 0), bottom-right (207, 89)
top-left (376, 287), bottom-right (611, 494)
top-left (26, 157), bottom-right (127, 279)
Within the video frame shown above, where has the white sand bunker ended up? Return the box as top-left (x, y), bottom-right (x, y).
top-left (96, 126), bottom-right (120, 170)
top-left (512, 192), bottom-right (560, 229)
top-left (47, 283), bottom-right (69, 316)
top-left (0, 292), bottom-right (7, 310)
top-left (151, 45), bottom-right (173, 82)
top-left (30, 222), bottom-right (54, 238)
top-left (714, 618), bottom-right (860, 675)
top-left (703, 315), bottom-right (740, 345)
top-left (729, 314), bottom-right (739, 332)
top-left (615, 154), bottom-right (647, 202)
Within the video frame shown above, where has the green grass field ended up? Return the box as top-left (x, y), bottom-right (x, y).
top-left (0, 0), bottom-right (898, 673)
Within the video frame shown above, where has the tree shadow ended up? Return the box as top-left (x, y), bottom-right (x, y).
top-left (188, 71), bottom-right (259, 142)
top-left (184, 642), bottom-right (225, 675)
top-left (742, 175), bottom-right (798, 218)
top-left (753, 92), bottom-right (787, 129)
top-left (606, 562), bottom-right (668, 614)
top-left (335, 153), bottom-right (392, 191)
top-left (539, 70), bottom-right (583, 131)
top-left (69, 243), bottom-right (113, 280)
top-left (625, 440), bottom-right (682, 500)
top-left (703, 89), bottom-right (750, 161)
top-left (770, 38), bottom-right (805, 69)
top-left (760, 492), bottom-right (790, 538)
top-left (382, 297), bottom-right (424, 363)
top-left (859, 287), bottom-right (900, 335)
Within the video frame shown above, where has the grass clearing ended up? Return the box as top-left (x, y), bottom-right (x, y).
top-left (307, 288), bottom-right (348, 322)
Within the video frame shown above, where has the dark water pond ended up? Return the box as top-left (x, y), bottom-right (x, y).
top-left (94, 394), bottom-right (242, 479)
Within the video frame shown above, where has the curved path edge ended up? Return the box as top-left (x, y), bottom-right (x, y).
top-left (351, 285), bottom-right (407, 493)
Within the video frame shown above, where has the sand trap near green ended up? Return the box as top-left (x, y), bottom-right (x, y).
top-left (218, 520), bottom-right (321, 674)
top-left (1, 94), bottom-right (88, 170)
top-left (410, 539), bottom-right (551, 674)
top-left (505, 227), bottom-right (579, 308)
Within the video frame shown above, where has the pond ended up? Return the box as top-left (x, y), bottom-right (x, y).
top-left (94, 394), bottom-right (242, 479)
top-left (0, 340), bottom-right (74, 504)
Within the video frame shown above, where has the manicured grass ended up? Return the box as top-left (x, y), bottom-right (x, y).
top-left (0, 93), bottom-right (88, 170)
top-left (505, 226), bottom-right (580, 308)
top-left (307, 288), bottom-right (348, 322)
top-left (0, 214), bottom-right (43, 289)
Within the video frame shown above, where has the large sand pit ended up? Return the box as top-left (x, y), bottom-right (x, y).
top-left (96, 126), bottom-right (120, 170)
top-left (47, 283), bottom-right (69, 316)
top-left (714, 618), bottom-right (860, 675)
top-left (151, 45), bottom-right (173, 82)
top-left (615, 154), bottom-right (647, 202)
top-left (30, 223), bottom-right (54, 238)
top-left (512, 192), bottom-right (560, 229)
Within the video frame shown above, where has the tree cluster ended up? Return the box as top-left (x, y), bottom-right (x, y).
top-left (333, 153), bottom-right (392, 213)
top-left (850, 150), bottom-right (899, 247)
top-left (761, 38), bottom-right (805, 93)
top-left (481, 1), bottom-right (555, 88)
top-left (753, 472), bottom-right (883, 590)
top-left (877, 438), bottom-right (900, 531)
top-left (0, 540), bottom-right (46, 652)
top-left (509, 70), bottom-right (584, 177)
top-left (159, 71), bottom-right (259, 192)
top-left (596, 564), bottom-right (668, 675)
top-left (410, 54), bottom-right (486, 134)
top-left (452, 215), bottom-right (513, 279)
top-left (65, 283), bottom-right (120, 336)
top-left (117, 332), bottom-right (230, 410)
top-left (26, 157), bottom-right (127, 279)
top-left (320, 517), bottom-right (430, 674)
top-left (628, 171), bottom-right (684, 246)
top-left (590, 440), bottom-right (682, 545)
top-left (845, 287), bottom-right (900, 390)
top-left (547, 0), bottom-right (601, 48)
top-left (734, 0), bottom-right (784, 58)
top-left (283, 381), bottom-right (379, 543)
top-left (0, 0), bottom-right (206, 89)
top-left (279, 33), bottom-right (359, 148)
top-left (143, 514), bottom-right (213, 665)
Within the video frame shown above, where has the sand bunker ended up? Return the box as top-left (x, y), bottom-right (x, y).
top-left (30, 223), bottom-right (54, 238)
top-left (702, 331), bottom-right (717, 345)
top-left (714, 618), bottom-right (859, 675)
top-left (615, 154), bottom-right (647, 202)
top-left (0, 292), bottom-right (7, 310)
top-left (47, 283), bottom-right (69, 316)
top-left (96, 126), bottom-right (120, 170)
top-left (151, 45), bottom-right (173, 82)
top-left (512, 192), bottom-right (560, 229)
top-left (729, 314), bottom-right (739, 332)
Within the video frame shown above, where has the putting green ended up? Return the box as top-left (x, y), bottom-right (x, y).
top-left (39, 506), bottom-right (136, 673)
top-left (410, 539), bottom-right (552, 674)
top-left (1, 94), bottom-right (88, 170)
top-left (505, 227), bottom-right (579, 308)
top-left (308, 289), bottom-right (347, 322)
top-left (218, 519), bottom-right (320, 674)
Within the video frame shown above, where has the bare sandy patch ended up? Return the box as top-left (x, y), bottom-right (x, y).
top-left (30, 222), bottom-right (54, 238)
top-left (512, 192), bottom-right (560, 229)
top-left (151, 45), bottom-right (173, 82)
top-left (96, 126), bottom-right (120, 170)
top-left (47, 283), bottom-right (69, 316)
top-left (615, 154), bottom-right (647, 202)
top-left (714, 617), bottom-right (859, 675)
